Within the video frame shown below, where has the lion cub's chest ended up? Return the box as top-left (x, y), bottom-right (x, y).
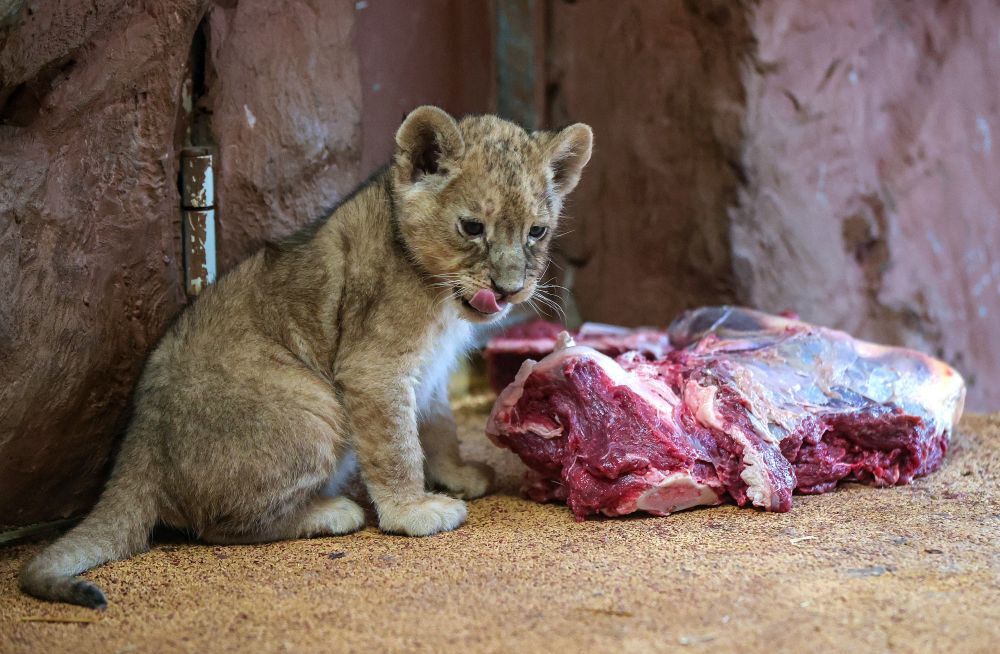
top-left (414, 318), bottom-right (473, 411)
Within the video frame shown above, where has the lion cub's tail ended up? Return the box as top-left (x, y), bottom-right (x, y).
top-left (18, 451), bottom-right (159, 609)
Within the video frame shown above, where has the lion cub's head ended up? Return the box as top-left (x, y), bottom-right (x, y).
top-left (391, 106), bottom-right (592, 324)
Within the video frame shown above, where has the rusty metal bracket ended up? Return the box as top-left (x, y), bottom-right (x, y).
top-left (180, 147), bottom-right (216, 297)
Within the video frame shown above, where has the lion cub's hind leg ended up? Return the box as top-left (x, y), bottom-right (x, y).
top-left (201, 495), bottom-right (366, 545)
top-left (293, 496), bottom-right (366, 538)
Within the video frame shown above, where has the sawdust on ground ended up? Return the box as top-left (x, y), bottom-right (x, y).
top-left (1, 411), bottom-right (998, 653)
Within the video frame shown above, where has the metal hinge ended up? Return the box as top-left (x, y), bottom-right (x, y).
top-left (180, 147), bottom-right (217, 297)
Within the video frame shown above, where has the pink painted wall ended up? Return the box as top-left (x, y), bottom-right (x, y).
top-left (546, 0), bottom-right (746, 327)
top-left (355, 0), bottom-right (494, 176)
top-left (543, 0), bottom-right (999, 410)
top-left (733, 1), bottom-right (1000, 409)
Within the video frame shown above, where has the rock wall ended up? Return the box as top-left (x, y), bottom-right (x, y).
top-left (204, 0), bottom-right (364, 271)
top-left (355, 0), bottom-right (493, 176)
top-left (0, 0), bottom-right (204, 527)
top-left (734, 0), bottom-right (1000, 409)
top-left (0, 0), bottom-right (365, 527)
top-left (546, 0), bottom-right (749, 327)
top-left (545, 0), bottom-right (999, 410)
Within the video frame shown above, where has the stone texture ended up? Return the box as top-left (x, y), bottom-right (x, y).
top-left (0, 0), bottom-right (364, 527)
top-left (355, 0), bottom-right (494, 176)
top-left (204, 0), bottom-right (363, 271)
top-left (0, 0), bottom-right (202, 527)
top-left (546, 0), bottom-right (750, 327)
top-left (544, 0), bottom-right (1000, 411)
top-left (732, 0), bottom-right (1000, 411)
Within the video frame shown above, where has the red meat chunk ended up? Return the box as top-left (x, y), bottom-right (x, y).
top-left (486, 307), bottom-right (965, 520)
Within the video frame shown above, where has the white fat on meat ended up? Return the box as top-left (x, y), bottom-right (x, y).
top-left (622, 470), bottom-right (722, 516)
top-left (486, 337), bottom-right (564, 353)
top-left (683, 380), bottom-right (779, 511)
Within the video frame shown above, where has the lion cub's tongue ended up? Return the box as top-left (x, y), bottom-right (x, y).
top-left (470, 288), bottom-right (505, 314)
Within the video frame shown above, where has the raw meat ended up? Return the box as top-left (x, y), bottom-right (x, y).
top-left (484, 320), bottom-right (672, 392)
top-left (486, 306), bottom-right (966, 520)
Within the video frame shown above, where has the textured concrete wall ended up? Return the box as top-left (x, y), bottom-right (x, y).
top-left (0, 0), bottom-right (202, 527)
top-left (355, 0), bottom-right (494, 176)
top-left (204, 0), bottom-right (363, 271)
top-left (0, 0), bottom-right (365, 527)
top-left (547, 0), bottom-right (749, 327)
top-left (545, 0), bottom-right (999, 410)
top-left (734, 1), bottom-right (1000, 410)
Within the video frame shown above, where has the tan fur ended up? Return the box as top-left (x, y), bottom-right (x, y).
top-left (18, 107), bottom-right (593, 608)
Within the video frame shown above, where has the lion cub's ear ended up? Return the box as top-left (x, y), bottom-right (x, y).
top-left (536, 123), bottom-right (593, 197)
top-left (395, 106), bottom-right (465, 183)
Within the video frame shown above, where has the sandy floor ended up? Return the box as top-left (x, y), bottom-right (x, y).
top-left (1, 410), bottom-right (998, 653)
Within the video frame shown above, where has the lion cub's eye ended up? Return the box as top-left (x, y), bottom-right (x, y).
top-left (528, 225), bottom-right (547, 239)
top-left (460, 219), bottom-right (485, 238)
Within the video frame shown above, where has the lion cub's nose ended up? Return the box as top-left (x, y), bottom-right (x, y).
top-left (490, 278), bottom-right (524, 298)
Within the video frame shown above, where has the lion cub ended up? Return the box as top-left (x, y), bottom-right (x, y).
top-left (20, 106), bottom-right (593, 608)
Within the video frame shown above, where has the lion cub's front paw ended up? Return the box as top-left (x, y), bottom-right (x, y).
top-left (431, 461), bottom-right (495, 499)
top-left (378, 493), bottom-right (467, 536)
